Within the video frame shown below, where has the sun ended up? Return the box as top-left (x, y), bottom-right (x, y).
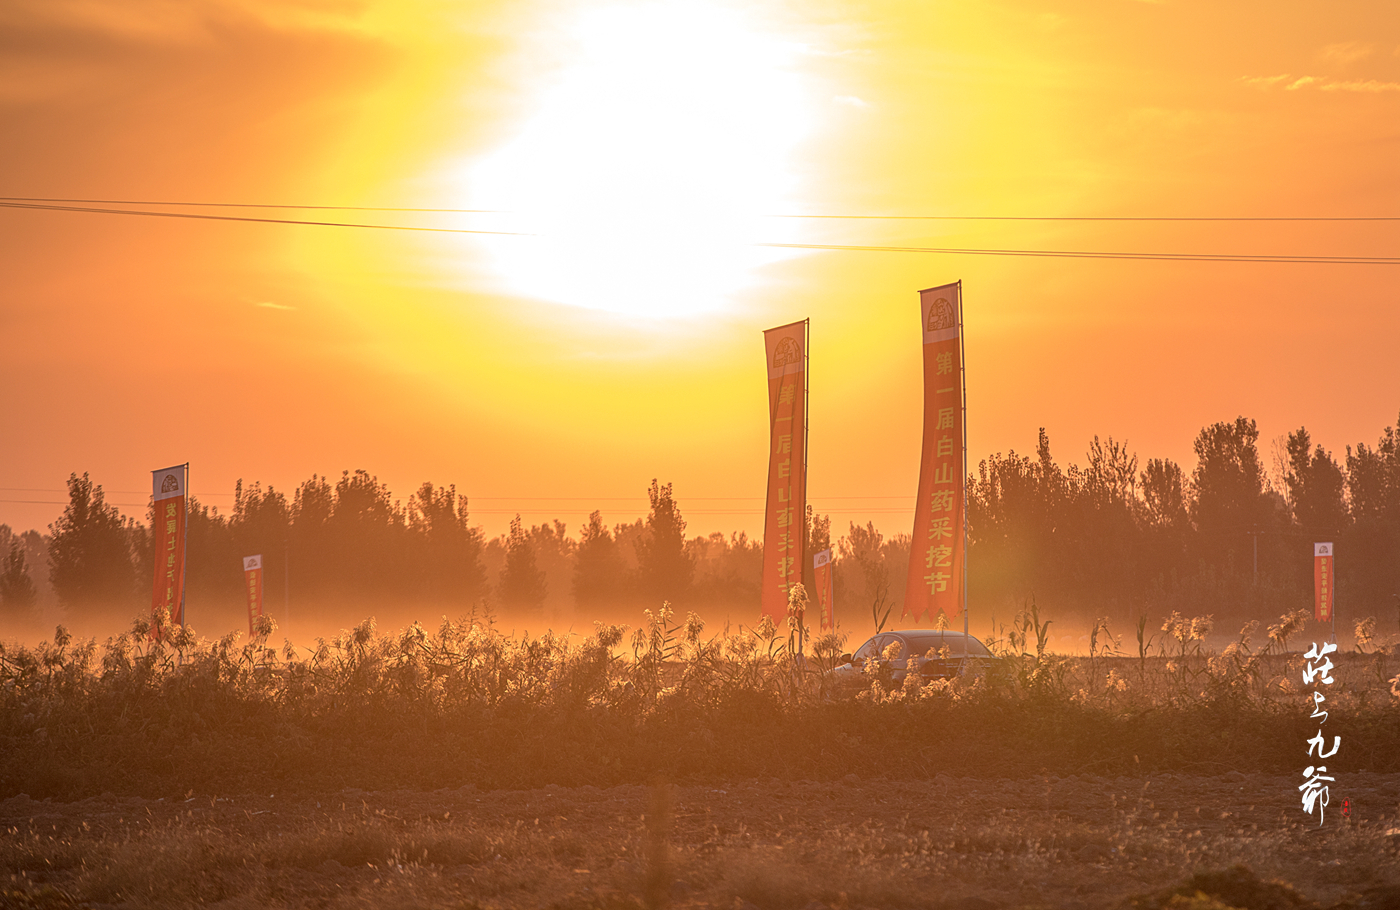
top-left (465, 0), bottom-right (815, 319)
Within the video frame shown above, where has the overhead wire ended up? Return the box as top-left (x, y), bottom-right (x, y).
top-left (0, 201), bottom-right (529, 236)
top-left (4, 199), bottom-right (1398, 264)
top-left (4, 196), bottom-right (1400, 221)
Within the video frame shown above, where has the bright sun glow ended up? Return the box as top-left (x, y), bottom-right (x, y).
top-left (466, 1), bottom-right (814, 318)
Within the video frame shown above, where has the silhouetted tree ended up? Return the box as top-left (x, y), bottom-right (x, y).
top-left (1, 537), bottom-right (37, 615)
top-left (574, 511), bottom-right (628, 611)
top-left (291, 474), bottom-right (334, 601)
top-left (408, 482), bottom-right (487, 606)
top-left (1062, 435), bottom-right (1142, 606)
top-left (1285, 428), bottom-right (1347, 538)
top-left (48, 473), bottom-right (136, 611)
top-left (1138, 457), bottom-right (1192, 590)
top-left (231, 479), bottom-right (292, 609)
top-left (802, 505), bottom-right (832, 595)
top-left (1344, 414), bottom-right (1400, 617)
top-left (527, 520), bottom-right (575, 622)
top-left (636, 479), bottom-right (693, 606)
top-left (1190, 417), bottom-right (1271, 568)
top-left (330, 470), bottom-right (407, 598)
top-left (1142, 458), bottom-right (1189, 529)
top-left (183, 497), bottom-right (239, 608)
top-left (967, 429), bottom-right (1068, 605)
top-left (838, 521), bottom-right (891, 620)
top-left (500, 515), bottom-right (547, 612)
top-left (688, 531), bottom-right (762, 610)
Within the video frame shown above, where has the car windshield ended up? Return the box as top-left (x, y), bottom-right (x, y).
top-left (899, 633), bottom-right (991, 658)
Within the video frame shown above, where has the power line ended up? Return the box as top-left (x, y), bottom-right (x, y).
top-left (0, 201), bottom-right (529, 236)
top-left (6, 200), bottom-right (1397, 264)
top-left (758, 241), bottom-right (1400, 265)
top-left (779, 214), bottom-right (1400, 222)
top-left (5, 196), bottom-right (1399, 221)
top-left (0, 196), bottom-right (504, 214)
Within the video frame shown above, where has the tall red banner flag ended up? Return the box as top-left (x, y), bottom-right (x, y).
top-left (151, 464), bottom-right (188, 631)
top-left (761, 320), bottom-right (808, 624)
top-left (243, 554), bottom-right (264, 635)
top-left (905, 283), bottom-right (965, 624)
top-left (813, 548), bottom-right (834, 630)
top-left (1314, 542), bottom-right (1334, 622)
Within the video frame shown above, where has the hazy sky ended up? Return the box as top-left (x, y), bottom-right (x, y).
top-left (3, 0), bottom-right (1398, 541)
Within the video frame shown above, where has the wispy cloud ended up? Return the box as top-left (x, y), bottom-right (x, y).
top-left (1317, 79), bottom-right (1400, 92)
top-left (833, 94), bottom-right (870, 108)
top-left (255, 301), bottom-right (296, 310)
top-left (1317, 42), bottom-right (1374, 66)
top-left (1243, 74), bottom-right (1400, 93)
top-left (1241, 74), bottom-right (1293, 89)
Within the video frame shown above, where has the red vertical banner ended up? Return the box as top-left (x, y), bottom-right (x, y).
top-left (243, 554), bottom-right (264, 635)
top-left (150, 464), bottom-right (188, 632)
top-left (761, 320), bottom-right (807, 624)
top-left (813, 548), bottom-right (834, 630)
top-left (905, 283), bottom-right (965, 624)
top-left (1314, 542), bottom-right (1334, 622)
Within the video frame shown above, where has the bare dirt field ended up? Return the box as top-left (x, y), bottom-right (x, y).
top-left (6, 773), bottom-right (1400, 909)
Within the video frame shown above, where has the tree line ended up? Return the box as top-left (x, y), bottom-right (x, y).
top-left (3, 412), bottom-right (1399, 635)
top-left (0, 474), bottom-right (811, 630)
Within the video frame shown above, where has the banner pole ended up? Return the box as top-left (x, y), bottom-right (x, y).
top-left (181, 462), bottom-right (189, 637)
top-left (804, 317), bottom-right (811, 657)
top-left (958, 282), bottom-right (968, 638)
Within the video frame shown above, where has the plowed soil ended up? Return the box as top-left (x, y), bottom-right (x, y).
top-left (5, 773), bottom-right (1399, 908)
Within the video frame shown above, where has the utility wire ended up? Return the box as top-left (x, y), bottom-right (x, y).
top-left (5, 196), bottom-right (1400, 221)
top-left (757, 242), bottom-right (1400, 265)
top-left (0, 201), bottom-right (529, 236)
top-left (0, 196), bottom-right (504, 214)
top-left (6, 200), bottom-right (1398, 263)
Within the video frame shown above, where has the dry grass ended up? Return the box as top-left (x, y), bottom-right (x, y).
top-left (1, 604), bottom-right (1397, 800)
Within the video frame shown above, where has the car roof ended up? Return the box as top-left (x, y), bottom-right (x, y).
top-left (893, 630), bottom-right (981, 641)
top-left (890, 630), bottom-right (992, 654)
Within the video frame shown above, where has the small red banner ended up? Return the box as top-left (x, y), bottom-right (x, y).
top-left (905, 283), bottom-right (965, 624)
top-left (761, 320), bottom-right (807, 625)
top-left (244, 554), bottom-right (264, 635)
top-left (1314, 542), bottom-right (1334, 622)
top-left (150, 464), bottom-right (188, 634)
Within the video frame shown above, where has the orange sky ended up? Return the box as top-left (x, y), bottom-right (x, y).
top-left (3, 0), bottom-right (1399, 542)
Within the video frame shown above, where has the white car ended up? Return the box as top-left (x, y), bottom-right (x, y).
top-left (832, 630), bottom-right (996, 682)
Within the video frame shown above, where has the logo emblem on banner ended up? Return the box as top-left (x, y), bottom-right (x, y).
top-left (926, 298), bottom-right (955, 331)
top-left (772, 337), bottom-right (801, 368)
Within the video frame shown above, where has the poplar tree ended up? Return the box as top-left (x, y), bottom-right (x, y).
top-left (1, 538), bottom-right (37, 613)
top-left (635, 479), bottom-right (693, 606)
top-left (500, 515), bottom-right (547, 612)
top-left (48, 473), bottom-right (136, 611)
